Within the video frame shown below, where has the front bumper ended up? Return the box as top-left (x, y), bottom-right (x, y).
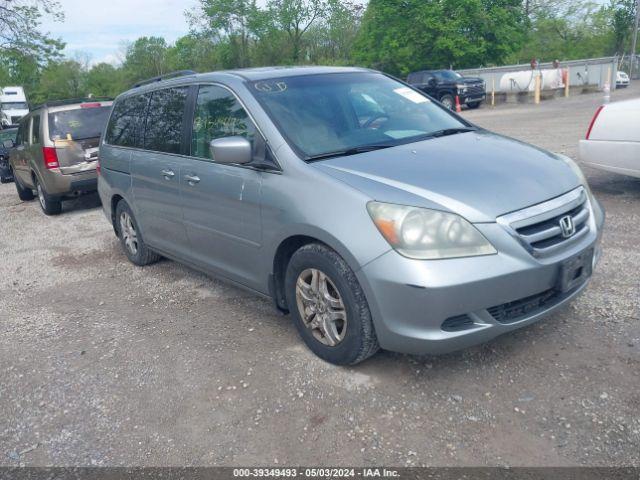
top-left (462, 93), bottom-right (486, 104)
top-left (356, 197), bottom-right (604, 355)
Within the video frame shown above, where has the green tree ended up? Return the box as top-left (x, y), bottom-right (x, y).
top-left (122, 36), bottom-right (170, 83)
top-left (31, 60), bottom-right (87, 104)
top-left (0, 0), bottom-right (65, 60)
top-left (267, 0), bottom-right (328, 62)
top-left (519, 0), bottom-right (629, 62)
top-left (189, 0), bottom-right (261, 68)
top-left (166, 34), bottom-right (221, 72)
top-left (86, 63), bottom-right (126, 98)
top-left (610, 0), bottom-right (636, 53)
top-left (354, 0), bottom-right (527, 76)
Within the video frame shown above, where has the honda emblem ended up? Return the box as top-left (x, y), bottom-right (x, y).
top-left (559, 215), bottom-right (575, 238)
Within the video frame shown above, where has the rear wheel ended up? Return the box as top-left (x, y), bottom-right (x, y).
top-left (34, 176), bottom-right (62, 216)
top-left (14, 175), bottom-right (35, 201)
top-left (284, 243), bottom-right (379, 365)
top-left (439, 94), bottom-right (454, 110)
top-left (115, 201), bottom-right (161, 266)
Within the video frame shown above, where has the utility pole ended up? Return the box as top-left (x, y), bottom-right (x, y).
top-left (631, 0), bottom-right (640, 80)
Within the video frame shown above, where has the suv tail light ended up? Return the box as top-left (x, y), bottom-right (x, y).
top-left (96, 159), bottom-right (101, 175)
top-left (42, 147), bottom-right (59, 169)
top-left (585, 105), bottom-right (604, 140)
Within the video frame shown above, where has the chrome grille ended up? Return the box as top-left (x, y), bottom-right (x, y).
top-left (466, 83), bottom-right (485, 95)
top-left (497, 187), bottom-right (591, 257)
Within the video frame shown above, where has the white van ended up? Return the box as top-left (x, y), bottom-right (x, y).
top-left (1, 86), bottom-right (29, 127)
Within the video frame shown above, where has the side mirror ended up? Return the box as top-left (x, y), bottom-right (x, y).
top-left (3, 140), bottom-right (14, 149)
top-left (209, 136), bottom-right (252, 165)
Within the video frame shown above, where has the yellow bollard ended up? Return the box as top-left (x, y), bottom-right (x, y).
top-left (491, 78), bottom-right (495, 107)
top-left (534, 73), bottom-right (541, 104)
top-left (564, 67), bottom-right (570, 98)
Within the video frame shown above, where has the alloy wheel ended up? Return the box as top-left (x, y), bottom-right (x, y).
top-left (295, 268), bottom-right (347, 347)
top-left (120, 211), bottom-right (138, 255)
top-left (36, 182), bottom-right (45, 210)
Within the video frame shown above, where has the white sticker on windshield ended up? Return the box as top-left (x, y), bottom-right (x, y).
top-left (393, 87), bottom-right (429, 104)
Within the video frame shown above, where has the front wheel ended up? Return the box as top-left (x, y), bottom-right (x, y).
top-left (467, 101), bottom-right (482, 109)
top-left (285, 243), bottom-right (379, 365)
top-left (439, 94), bottom-right (455, 110)
top-left (34, 176), bottom-right (62, 216)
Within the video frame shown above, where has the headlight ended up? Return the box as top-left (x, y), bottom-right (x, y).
top-left (456, 84), bottom-right (467, 93)
top-left (367, 202), bottom-right (497, 260)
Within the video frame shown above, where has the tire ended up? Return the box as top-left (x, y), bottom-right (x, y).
top-left (467, 101), bottom-right (481, 109)
top-left (0, 175), bottom-right (11, 184)
top-left (115, 200), bottom-right (161, 266)
top-left (34, 176), bottom-right (62, 216)
top-left (284, 243), bottom-right (379, 365)
top-left (439, 94), bottom-right (455, 110)
top-left (14, 175), bottom-right (35, 201)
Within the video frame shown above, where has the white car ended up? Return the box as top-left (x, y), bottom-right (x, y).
top-left (615, 71), bottom-right (630, 88)
top-left (579, 98), bottom-right (640, 178)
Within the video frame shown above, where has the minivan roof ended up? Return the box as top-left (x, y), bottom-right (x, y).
top-left (123, 66), bottom-right (373, 97)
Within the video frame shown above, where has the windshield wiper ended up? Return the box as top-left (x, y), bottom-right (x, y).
top-left (428, 127), bottom-right (477, 138)
top-left (306, 144), bottom-right (394, 162)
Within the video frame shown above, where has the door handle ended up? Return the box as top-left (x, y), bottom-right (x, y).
top-left (184, 174), bottom-right (200, 185)
top-left (161, 169), bottom-right (175, 179)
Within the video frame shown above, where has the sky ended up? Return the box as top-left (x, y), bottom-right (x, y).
top-left (40, 0), bottom-right (201, 65)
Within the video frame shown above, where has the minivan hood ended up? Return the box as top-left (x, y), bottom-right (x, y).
top-left (313, 131), bottom-right (581, 223)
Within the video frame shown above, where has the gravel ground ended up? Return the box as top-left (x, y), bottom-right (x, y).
top-left (1, 84), bottom-right (639, 468)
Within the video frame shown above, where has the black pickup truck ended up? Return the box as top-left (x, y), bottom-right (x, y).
top-left (407, 70), bottom-right (486, 110)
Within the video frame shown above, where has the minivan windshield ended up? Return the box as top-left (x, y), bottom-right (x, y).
top-left (48, 106), bottom-right (112, 141)
top-left (249, 72), bottom-right (469, 159)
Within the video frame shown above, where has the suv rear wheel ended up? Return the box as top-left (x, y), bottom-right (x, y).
top-left (14, 175), bottom-right (35, 201)
top-left (284, 243), bottom-right (379, 365)
top-left (34, 176), bottom-right (62, 216)
top-left (115, 201), bottom-right (161, 266)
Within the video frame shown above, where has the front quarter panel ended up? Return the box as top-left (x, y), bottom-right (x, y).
top-left (259, 146), bottom-right (392, 281)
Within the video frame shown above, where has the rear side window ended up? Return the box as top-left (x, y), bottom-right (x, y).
top-left (15, 121), bottom-right (25, 145)
top-left (105, 95), bottom-right (149, 148)
top-left (49, 106), bottom-right (111, 142)
top-left (31, 115), bottom-right (40, 144)
top-left (144, 87), bottom-right (189, 154)
top-left (191, 85), bottom-right (256, 160)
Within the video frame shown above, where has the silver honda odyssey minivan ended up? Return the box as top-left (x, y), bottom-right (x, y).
top-left (98, 67), bottom-right (604, 365)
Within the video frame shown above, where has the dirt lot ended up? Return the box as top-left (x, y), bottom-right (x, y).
top-left (1, 84), bottom-right (639, 468)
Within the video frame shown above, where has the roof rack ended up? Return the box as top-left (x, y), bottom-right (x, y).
top-left (32, 97), bottom-right (114, 111)
top-left (132, 70), bottom-right (197, 89)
